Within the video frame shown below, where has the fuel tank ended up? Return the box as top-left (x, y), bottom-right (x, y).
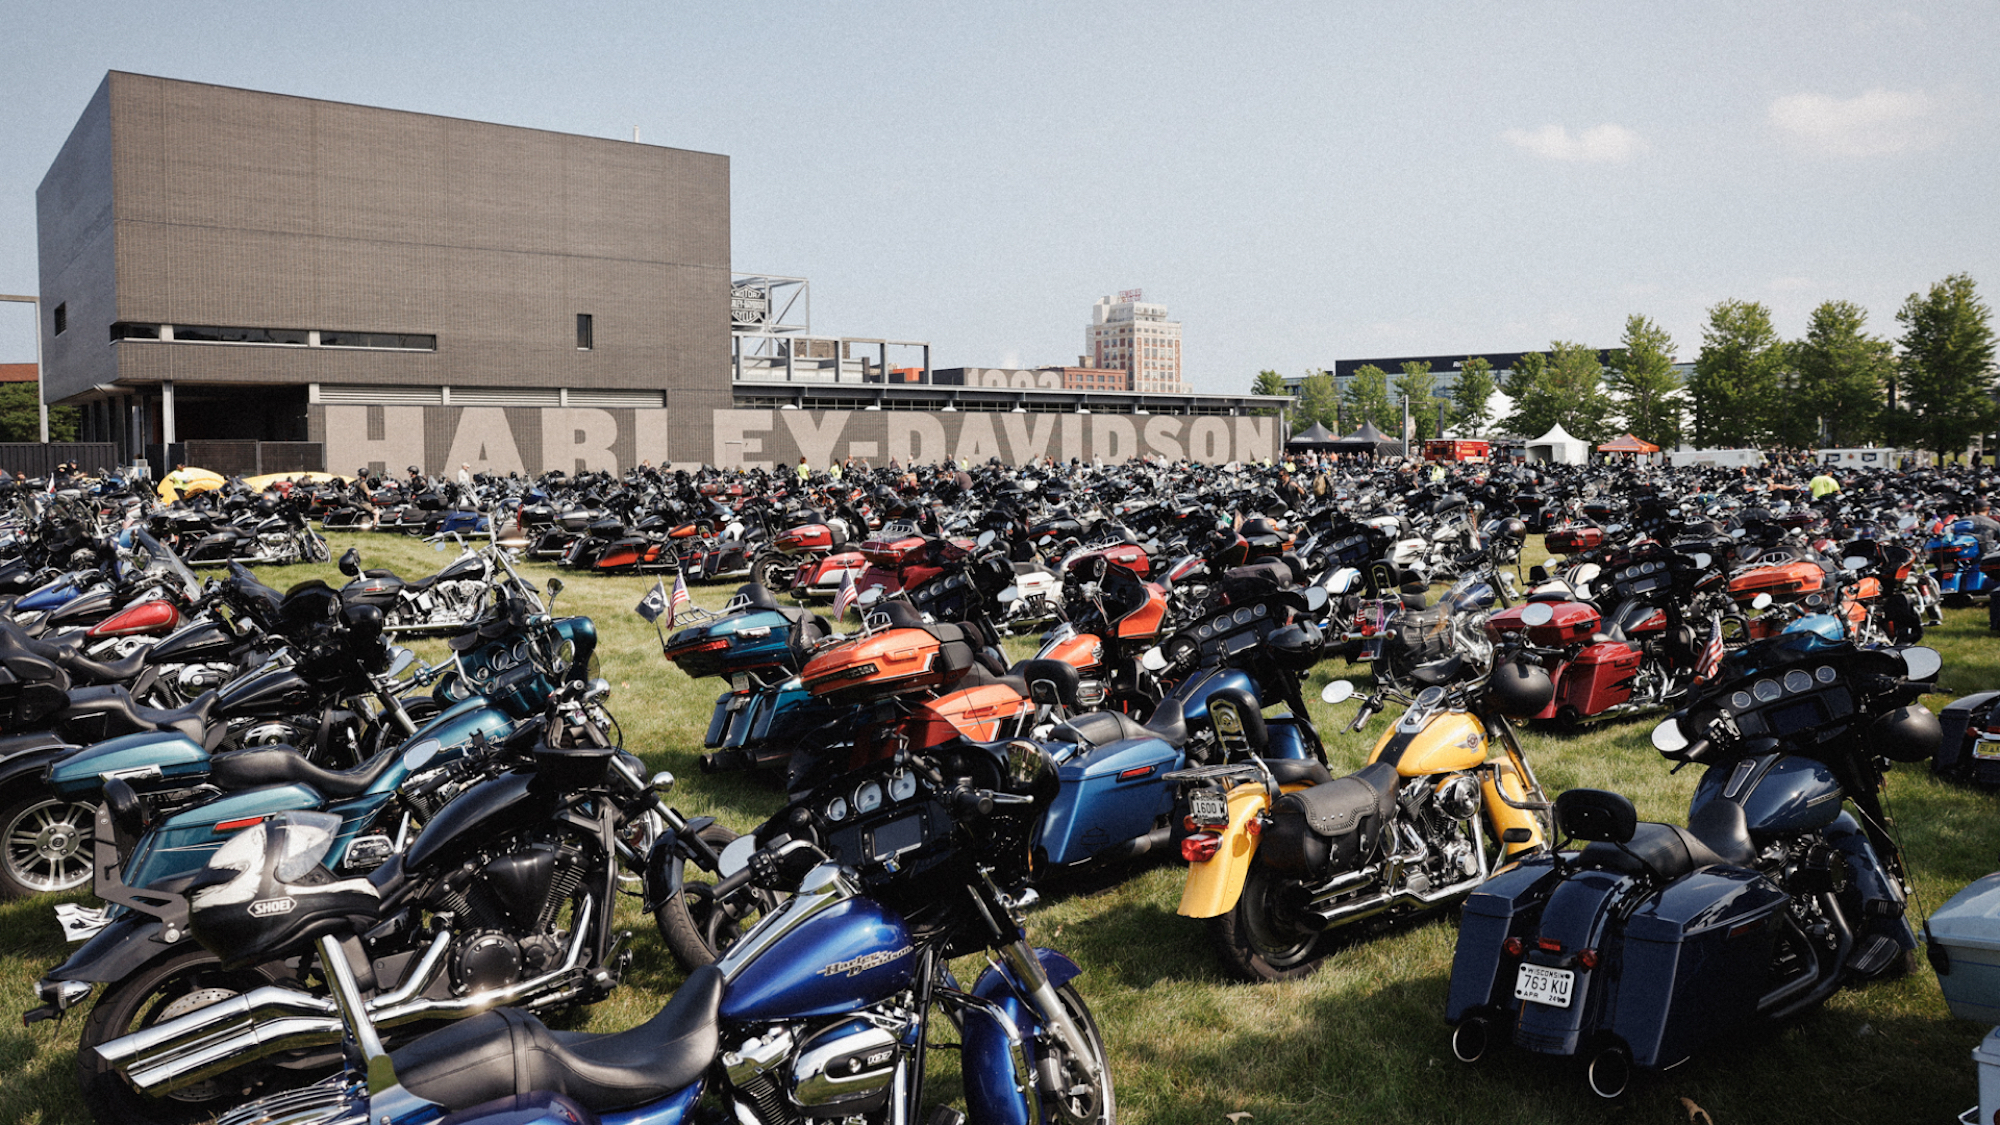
top-left (1370, 709), bottom-right (1487, 776)
top-left (145, 618), bottom-right (240, 666)
top-left (719, 895), bottom-right (917, 1022)
top-left (216, 662), bottom-right (315, 718)
top-left (1690, 753), bottom-right (1843, 839)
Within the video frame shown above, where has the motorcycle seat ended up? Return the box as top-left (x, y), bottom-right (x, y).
top-left (1262, 756), bottom-right (1333, 787)
top-left (49, 643), bottom-right (150, 686)
top-left (392, 964), bottom-right (723, 1113)
top-left (62, 685), bottom-right (220, 744)
top-left (1576, 800), bottom-right (1754, 880)
top-left (1054, 699), bottom-right (1186, 747)
top-left (207, 740), bottom-right (404, 798)
top-left (1407, 655), bottom-right (1466, 688)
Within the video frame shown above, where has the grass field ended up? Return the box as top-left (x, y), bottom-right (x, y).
top-left (1, 532), bottom-right (1998, 1124)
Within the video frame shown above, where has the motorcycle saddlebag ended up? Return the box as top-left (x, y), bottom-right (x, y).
top-left (1935, 691), bottom-right (2000, 785)
top-left (1386, 603), bottom-right (1452, 668)
top-left (1598, 868), bottom-right (1787, 1069)
top-left (1259, 762), bottom-right (1398, 876)
top-left (1923, 872), bottom-right (2000, 1023)
top-left (801, 626), bottom-right (970, 703)
top-left (1554, 642), bottom-right (1641, 717)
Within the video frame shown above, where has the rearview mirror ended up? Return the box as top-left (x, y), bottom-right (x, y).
top-left (1303, 586), bottom-right (1329, 612)
top-left (547, 577), bottom-right (564, 601)
top-left (1842, 555), bottom-right (1868, 572)
top-left (387, 647), bottom-right (416, 679)
top-left (1650, 715), bottom-right (1689, 753)
top-left (1321, 679), bottom-right (1356, 704)
top-left (997, 586), bottom-right (1019, 604)
top-left (977, 529), bottom-right (997, 549)
top-left (1900, 646), bottom-right (1943, 682)
top-left (1140, 647), bottom-right (1168, 672)
top-left (1751, 592), bottom-right (1773, 611)
top-left (1519, 602), bottom-right (1555, 628)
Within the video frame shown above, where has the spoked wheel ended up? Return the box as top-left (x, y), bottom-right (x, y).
top-left (1210, 864), bottom-right (1325, 981)
top-left (78, 947), bottom-right (299, 1125)
top-left (654, 824), bottom-right (783, 971)
top-left (1036, 982), bottom-right (1117, 1125)
top-left (0, 791), bottom-right (96, 898)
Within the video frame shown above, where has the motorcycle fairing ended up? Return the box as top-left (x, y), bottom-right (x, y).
top-left (717, 896), bottom-right (916, 1022)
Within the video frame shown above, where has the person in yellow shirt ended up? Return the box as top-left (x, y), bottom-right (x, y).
top-left (1809, 469), bottom-right (1840, 499)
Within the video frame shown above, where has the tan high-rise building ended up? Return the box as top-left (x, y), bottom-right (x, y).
top-left (1086, 292), bottom-right (1187, 394)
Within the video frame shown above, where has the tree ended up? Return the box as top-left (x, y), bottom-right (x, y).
top-left (1502, 344), bottom-right (1612, 443)
top-left (1793, 300), bottom-right (1893, 447)
top-left (1451, 357), bottom-right (1497, 436)
top-left (0, 384), bottom-right (77, 443)
top-left (1250, 369), bottom-right (1290, 417)
top-left (1499, 351), bottom-right (1555, 438)
top-left (1393, 361), bottom-right (1447, 441)
top-left (1895, 273), bottom-right (1997, 460)
top-left (1294, 371), bottom-right (1340, 432)
top-left (1690, 299), bottom-right (1785, 448)
top-left (1603, 315), bottom-right (1684, 448)
top-left (1343, 364), bottom-right (1393, 429)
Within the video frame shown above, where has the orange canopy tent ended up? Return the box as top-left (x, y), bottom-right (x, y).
top-left (1597, 433), bottom-right (1661, 454)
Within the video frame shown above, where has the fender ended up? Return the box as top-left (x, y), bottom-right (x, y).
top-left (641, 816), bottom-right (718, 913)
top-left (1511, 867), bottom-right (1643, 1059)
top-left (0, 734), bottom-right (77, 785)
top-left (965, 949), bottom-right (1084, 1125)
top-left (44, 914), bottom-right (177, 985)
top-left (1179, 783), bottom-right (1276, 920)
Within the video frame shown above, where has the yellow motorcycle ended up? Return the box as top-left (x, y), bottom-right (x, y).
top-left (1168, 655), bottom-right (1556, 980)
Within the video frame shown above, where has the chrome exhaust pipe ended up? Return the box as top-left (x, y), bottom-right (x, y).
top-left (110, 899), bottom-right (597, 1095)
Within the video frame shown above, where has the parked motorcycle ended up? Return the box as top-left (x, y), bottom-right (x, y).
top-left (162, 722), bottom-right (1114, 1125)
top-left (1170, 652), bottom-right (1553, 980)
top-left (1444, 634), bottom-right (1940, 1097)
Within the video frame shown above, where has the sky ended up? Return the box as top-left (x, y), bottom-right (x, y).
top-left (1, 1), bottom-right (1995, 396)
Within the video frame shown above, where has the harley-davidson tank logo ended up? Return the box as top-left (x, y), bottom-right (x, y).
top-left (818, 946), bottom-right (912, 978)
top-left (249, 897), bottom-right (296, 917)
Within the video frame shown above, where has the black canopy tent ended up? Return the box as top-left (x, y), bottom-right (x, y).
top-left (1285, 421), bottom-right (1337, 451)
top-left (1326, 421), bottom-right (1401, 458)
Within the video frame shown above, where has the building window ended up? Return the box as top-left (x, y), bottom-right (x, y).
top-left (109, 321), bottom-right (160, 341)
top-left (52, 303), bottom-right (66, 336)
top-left (318, 331), bottom-right (435, 350)
top-left (577, 314), bottom-right (593, 350)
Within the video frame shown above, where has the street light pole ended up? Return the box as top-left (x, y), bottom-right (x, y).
top-left (0, 295), bottom-right (47, 442)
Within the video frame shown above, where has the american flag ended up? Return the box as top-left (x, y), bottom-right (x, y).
top-left (1694, 615), bottom-right (1724, 683)
top-left (831, 568), bottom-right (857, 624)
top-left (668, 570), bottom-right (691, 627)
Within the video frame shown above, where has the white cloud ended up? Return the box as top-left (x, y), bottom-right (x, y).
top-left (1501, 123), bottom-right (1645, 164)
top-left (1768, 88), bottom-right (1947, 156)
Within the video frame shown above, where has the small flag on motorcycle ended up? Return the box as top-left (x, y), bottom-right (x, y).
top-left (669, 571), bottom-right (692, 626)
top-left (1695, 616), bottom-right (1724, 683)
top-left (636, 580), bottom-right (668, 623)
top-left (832, 568), bottom-right (857, 623)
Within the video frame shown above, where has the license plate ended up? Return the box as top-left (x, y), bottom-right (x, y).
top-left (1975, 737), bottom-right (2000, 762)
top-left (731, 673), bottom-right (750, 692)
top-left (1189, 792), bottom-right (1229, 825)
top-left (1514, 964), bottom-right (1573, 1008)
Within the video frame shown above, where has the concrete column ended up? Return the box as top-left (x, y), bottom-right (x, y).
top-left (162, 381), bottom-right (176, 445)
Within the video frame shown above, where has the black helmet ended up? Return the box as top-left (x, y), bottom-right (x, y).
top-left (1266, 622), bottom-right (1324, 670)
top-left (1870, 703), bottom-right (1941, 763)
top-left (1488, 658), bottom-right (1555, 719)
top-left (186, 811), bottom-right (382, 967)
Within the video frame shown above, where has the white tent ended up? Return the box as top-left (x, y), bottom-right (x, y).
top-left (1526, 423), bottom-right (1588, 465)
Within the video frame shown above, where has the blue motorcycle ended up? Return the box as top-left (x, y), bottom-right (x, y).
top-left (1445, 633), bottom-right (1940, 1097)
top-left (173, 738), bottom-right (1114, 1125)
top-left (1928, 517), bottom-right (1995, 604)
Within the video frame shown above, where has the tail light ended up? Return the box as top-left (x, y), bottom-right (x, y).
top-left (1536, 937), bottom-right (1563, 953)
top-left (1502, 937), bottom-right (1524, 957)
top-left (1577, 948), bottom-right (1599, 970)
top-left (1180, 833), bottom-right (1221, 863)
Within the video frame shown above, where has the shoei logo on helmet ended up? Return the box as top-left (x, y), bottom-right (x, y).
top-left (249, 897), bottom-right (297, 917)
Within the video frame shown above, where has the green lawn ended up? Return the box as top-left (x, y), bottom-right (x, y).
top-left (0, 533), bottom-right (1996, 1123)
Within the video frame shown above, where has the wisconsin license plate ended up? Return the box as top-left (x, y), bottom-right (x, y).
top-left (1189, 792), bottom-right (1229, 825)
top-left (1514, 964), bottom-right (1573, 1008)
